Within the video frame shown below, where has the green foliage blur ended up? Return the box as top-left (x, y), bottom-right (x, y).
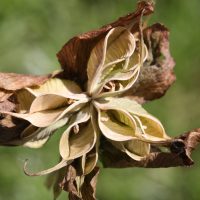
top-left (0, 0), bottom-right (200, 199)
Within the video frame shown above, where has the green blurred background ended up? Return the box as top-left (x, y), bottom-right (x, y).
top-left (0, 0), bottom-right (200, 199)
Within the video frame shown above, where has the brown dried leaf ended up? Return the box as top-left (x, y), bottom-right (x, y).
top-left (0, 115), bottom-right (30, 145)
top-left (0, 93), bottom-right (19, 113)
top-left (81, 166), bottom-right (100, 200)
top-left (0, 70), bottom-right (61, 91)
top-left (121, 23), bottom-right (176, 104)
top-left (60, 164), bottom-right (100, 200)
top-left (60, 164), bottom-right (82, 200)
top-left (0, 92), bottom-right (30, 145)
top-left (0, 71), bottom-right (63, 145)
top-left (0, 89), bottom-right (13, 102)
top-left (57, 1), bottom-right (154, 85)
top-left (99, 129), bottom-right (200, 168)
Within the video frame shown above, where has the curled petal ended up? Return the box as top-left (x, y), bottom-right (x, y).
top-left (4, 115), bottom-right (70, 148)
top-left (87, 27), bottom-right (136, 96)
top-left (24, 159), bottom-right (73, 176)
top-left (59, 105), bottom-right (97, 161)
top-left (110, 139), bottom-right (150, 161)
top-left (100, 129), bottom-right (200, 168)
top-left (95, 67), bottom-right (140, 98)
top-left (93, 101), bottom-right (138, 141)
top-left (1, 98), bottom-right (88, 127)
top-left (95, 97), bottom-right (169, 141)
top-left (26, 78), bottom-right (82, 97)
top-left (29, 93), bottom-right (87, 114)
top-left (84, 105), bottom-right (100, 175)
top-left (93, 41), bottom-right (148, 98)
top-left (57, 1), bottom-right (154, 86)
top-left (126, 39), bottom-right (148, 70)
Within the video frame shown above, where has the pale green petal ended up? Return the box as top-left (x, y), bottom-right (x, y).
top-left (126, 40), bottom-right (148, 70)
top-left (1, 99), bottom-right (88, 127)
top-left (21, 116), bottom-right (70, 148)
top-left (134, 115), bottom-right (170, 141)
top-left (94, 41), bottom-right (148, 98)
top-left (93, 103), bottom-right (136, 141)
top-left (29, 93), bottom-right (88, 113)
top-left (59, 105), bottom-right (90, 160)
top-left (87, 27), bottom-right (135, 96)
top-left (30, 94), bottom-right (70, 113)
top-left (84, 105), bottom-right (100, 175)
top-left (68, 120), bottom-right (94, 159)
top-left (59, 105), bottom-right (96, 161)
top-left (110, 139), bottom-right (150, 161)
top-left (26, 78), bottom-right (82, 97)
top-left (5, 116), bottom-right (70, 148)
top-left (95, 67), bottom-right (140, 98)
top-left (96, 97), bottom-right (169, 140)
top-left (123, 139), bottom-right (150, 160)
top-left (93, 99), bottom-right (138, 136)
top-left (104, 27), bottom-right (135, 66)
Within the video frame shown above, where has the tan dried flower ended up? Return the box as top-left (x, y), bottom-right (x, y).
top-left (0, 1), bottom-right (200, 200)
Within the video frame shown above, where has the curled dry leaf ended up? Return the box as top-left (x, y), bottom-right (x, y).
top-left (0, 93), bottom-right (30, 144)
top-left (0, 71), bottom-right (62, 144)
top-left (60, 164), bottom-right (100, 200)
top-left (0, 70), bottom-right (61, 91)
top-left (99, 129), bottom-right (200, 168)
top-left (57, 1), bottom-right (154, 86)
top-left (0, 89), bottom-right (13, 102)
top-left (0, 115), bottom-right (30, 144)
top-left (60, 164), bottom-right (81, 200)
top-left (0, 1), bottom-right (199, 200)
top-left (121, 23), bottom-right (176, 104)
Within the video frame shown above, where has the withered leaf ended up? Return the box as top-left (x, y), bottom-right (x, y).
top-left (0, 92), bottom-right (30, 145)
top-left (0, 70), bottom-right (61, 91)
top-left (0, 89), bottom-right (13, 102)
top-left (99, 129), bottom-right (200, 168)
top-left (0, 94), bottom-right (19, 113)
top-left (0, 115), bottom-right (30, 145)
top-left (60, 164), bottom-right (82, 200)
top-left (81, 166), bottom-right (100, 200)
top-left (60, 164), bottom-right (100, 200)
top-left (57, 1), bottom-right (154, 85)
top-left (121, 23), bottom-right (176, 104)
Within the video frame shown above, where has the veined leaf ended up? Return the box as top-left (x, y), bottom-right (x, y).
top-left (84, 105), bottom-right (100, 175)
top-left (5, 116), bottom-right (70, 148)
top-left (1, 99), bottom-right (88, 127)
top-left (123, 139), bottom-right (150, 160)
top-left (95, 67), bottom-right (140, 98)
top-left (59, 105), bottom-right (96, 161)
top-left (109, 139), bottom-right (150, 161)
top-left (94, 104), bottom-right (137, 141)
top-left (126, 39), bottom-right (148, 70)
top-left (87, 27), bottom-right (135, 96)
top-left (96, 97), bottom-right (169, 140)
top-left (26, 78), bottom-right (82, 97)
top-left (29, 93), bottom-right (88, 114)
